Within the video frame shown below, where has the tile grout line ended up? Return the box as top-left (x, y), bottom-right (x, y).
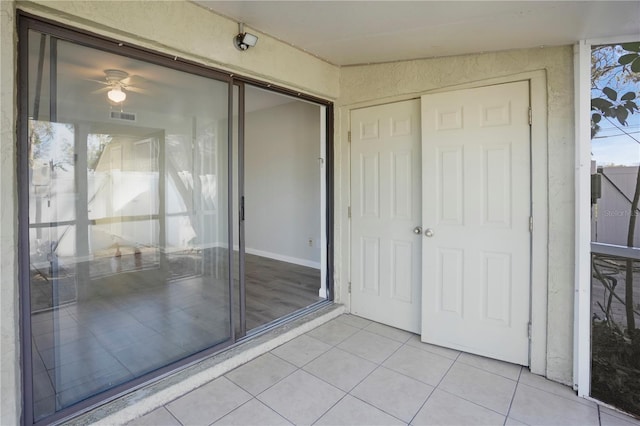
top-left (503, 366), bottom-right (524, 426)
top-left (309, 320), bottom-right (412, 425)
top-left (407, 349), bottom-right (462, 425)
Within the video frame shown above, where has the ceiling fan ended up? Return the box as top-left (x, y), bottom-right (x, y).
top-left (90, 69), bottom-right (148, 103)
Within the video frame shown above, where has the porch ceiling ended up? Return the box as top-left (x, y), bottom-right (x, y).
top-left (193, 1), bottom-right (640, 66)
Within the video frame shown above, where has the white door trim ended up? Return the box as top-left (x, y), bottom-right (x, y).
top-left (339, 70), bottom-right (548, 374)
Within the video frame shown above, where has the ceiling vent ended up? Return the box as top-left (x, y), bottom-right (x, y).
top-left (109, 111), bottom-right (137, 122)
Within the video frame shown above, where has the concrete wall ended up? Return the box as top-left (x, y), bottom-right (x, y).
top-left (0, 2), bottom-right (20, 425)
top-left (336, 46), bottom-right (575, 384)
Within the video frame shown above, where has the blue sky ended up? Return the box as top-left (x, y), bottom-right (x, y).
top-left (592, 114), bottom-right (640, 167)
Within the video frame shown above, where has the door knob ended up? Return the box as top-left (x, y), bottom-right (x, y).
top-left (424, 228), bottom-right (434, 237)
top-left (413, 226), bottom-right (423, 234)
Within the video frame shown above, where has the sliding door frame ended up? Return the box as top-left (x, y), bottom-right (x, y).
top-left (18, 13), bottom-right (237, 426)
top-left (232, 79), bottom-right (334, 338)
top-left (18, 12), bottom-right (334, 425)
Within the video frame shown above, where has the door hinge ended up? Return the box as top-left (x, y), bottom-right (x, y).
top-left (528, 107), bottom-right (532, 126)
top-left (529, 216), bottom-right (533, 232)
top-left (348, 131), bottom-right (351, 143)
top-left (348, 206), bottom-right (351, 219)
top-left (348, 282), bottom-right (352, 293)
top-left (528, 322), bottom-right (532, 340)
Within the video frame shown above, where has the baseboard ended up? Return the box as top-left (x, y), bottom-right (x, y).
top-left (244, 247), bottom-right (321, 270)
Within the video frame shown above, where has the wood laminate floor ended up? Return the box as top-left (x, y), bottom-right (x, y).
top-left (29, 251), bottom-right (322, 420)
top-left (239, 252), bottom-right (322, 331)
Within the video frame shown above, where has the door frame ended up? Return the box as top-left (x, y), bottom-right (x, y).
top-left (340, 71), bottom-right (548, 373)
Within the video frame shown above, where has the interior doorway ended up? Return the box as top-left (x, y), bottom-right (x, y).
top-left (233, 85), bottom-right (329, 335)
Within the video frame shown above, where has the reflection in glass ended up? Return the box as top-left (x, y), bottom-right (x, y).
top-left (26, 30), bottom-right (231, 421)
top-left (590, 41), bottom-right (640, 417)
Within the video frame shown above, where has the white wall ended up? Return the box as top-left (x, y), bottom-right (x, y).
top-left (336, 46), bottom-right (575, 384)
top-left (244, 100), bottom-right (321, 267)
top-left (593, 166), bottom-right (640, 246)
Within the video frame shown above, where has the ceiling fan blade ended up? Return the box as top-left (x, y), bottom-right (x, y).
top-left (126, 86), bottom-right (149, 95)
top-left (90, 87), bottom-right (110, 94)
top-left (86, 79), bottom-right (109, 85)
top-left (123, 75), bottom-right (147, 86)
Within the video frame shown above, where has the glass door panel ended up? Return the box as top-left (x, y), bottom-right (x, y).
top-left (590, 41), bottom-right (640, 417)
top-left (241, 85), bottom-right (325, 332)
top-left (25, 30), bottom-right (232, 422)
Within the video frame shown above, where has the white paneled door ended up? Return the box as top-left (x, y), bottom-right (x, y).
top-left (420, 81), bottom-right (531, 365)
top-left (350, 100), bottom-right (422, 333)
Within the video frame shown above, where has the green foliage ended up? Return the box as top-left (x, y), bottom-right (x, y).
top-left (591, 44), bottom-right (640, 138)
top-left (591, 321), bottom-right (640, 417)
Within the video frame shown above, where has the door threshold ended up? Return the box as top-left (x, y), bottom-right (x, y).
top-left (63, 303), bottom-right (345, 426)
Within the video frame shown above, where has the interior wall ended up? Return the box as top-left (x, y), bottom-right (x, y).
top-left (244, 100), bottom-right (321, 267)
top-left (337, 46), bottom-right (575, 385)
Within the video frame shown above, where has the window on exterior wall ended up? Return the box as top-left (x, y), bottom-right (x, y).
top-left (589, 41), bottom-right (640, 417)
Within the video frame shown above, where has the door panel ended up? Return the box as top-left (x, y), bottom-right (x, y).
top-left (351, 100), bottom-right (422, 333)
top-left (421, 81), bottom-right (531, 364)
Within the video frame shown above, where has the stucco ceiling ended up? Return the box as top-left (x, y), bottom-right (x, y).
top-left (194, 1), bottom-right (640, 66)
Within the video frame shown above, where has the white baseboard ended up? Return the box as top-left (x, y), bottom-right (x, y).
top-left (243, 247), bottom-right (321, 270)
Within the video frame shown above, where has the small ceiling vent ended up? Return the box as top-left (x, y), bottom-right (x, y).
top-left (109, 111), bottom-right (137, 122)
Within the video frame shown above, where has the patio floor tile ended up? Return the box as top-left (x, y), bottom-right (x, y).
top-left (302, 347), bottom-right (377, 392)
top-left (518, 368), bottom-right (597, 407)
top-left (350, 366), bottom-right (434, 423)
top-left (457, 352), bottom-right (522, 381)
top-left (405, 335), bottom-right (461, 360)
top-left (122, 314), bottom-right (640, 426)
top-left (225, 353), bottom-right (296, 396)
top-left (383, 344), bottom-right (454, 386)
top-left (363, 322), bottom-right (413, 343)
top-left (165, 377), bottom-right (252, 426)
top-left (256, 370), bottom-right (344, 425)
top-left (212, 399), bottom-right (292, 426)
top-left (337, 330), bottom-right (402, 364)
top-left (600, 406), bottom-right (640, 425)
top-left (126, 407), bottom-right (180, 426)
top-left (509, 383), bottom-right (600, 426)
top-left (306, 319), bottom-right (360, 346)
top-left (315, 395), bottom-right (404, 426)
top-left (334, 314), bottom-right (372, 329)
top-left (411, 389), bottom-right (505, 426)
top-left (438, 362), bottom-right (517, 415)
top-left (271, 334), bottom-right (331, 367)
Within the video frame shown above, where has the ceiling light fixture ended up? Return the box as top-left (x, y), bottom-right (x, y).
top-left (107, 86), bottom-right (126, 103)
top-left (234, 22), bottom-right (258, 51)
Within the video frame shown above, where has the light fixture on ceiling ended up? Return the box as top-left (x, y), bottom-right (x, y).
top-left (234, 22), bottom-right (258, 51)
top-left (107, 85), bottom-right (126, 103)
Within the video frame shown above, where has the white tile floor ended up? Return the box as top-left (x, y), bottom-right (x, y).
top-left (128, 314), bottom-right (640, 426)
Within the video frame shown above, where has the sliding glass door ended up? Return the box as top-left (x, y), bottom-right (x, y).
top-left (233, 85), bottom-right (328, 335)
top-left (21, 20), bottom-right (233, 424)
top-left (19, 16), bottom-right (332, 425)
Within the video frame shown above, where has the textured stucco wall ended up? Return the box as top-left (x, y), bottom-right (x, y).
top-left (337, 46), bottom-right (575, 385)
top-left (0, 1), bottom-right (20, 425)
top-left (16, 0), bottom-right (340, 100)
top-left (1, 1), bottom-right (339, 424)
top-left (1, 1), bottom-right (577, 423)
